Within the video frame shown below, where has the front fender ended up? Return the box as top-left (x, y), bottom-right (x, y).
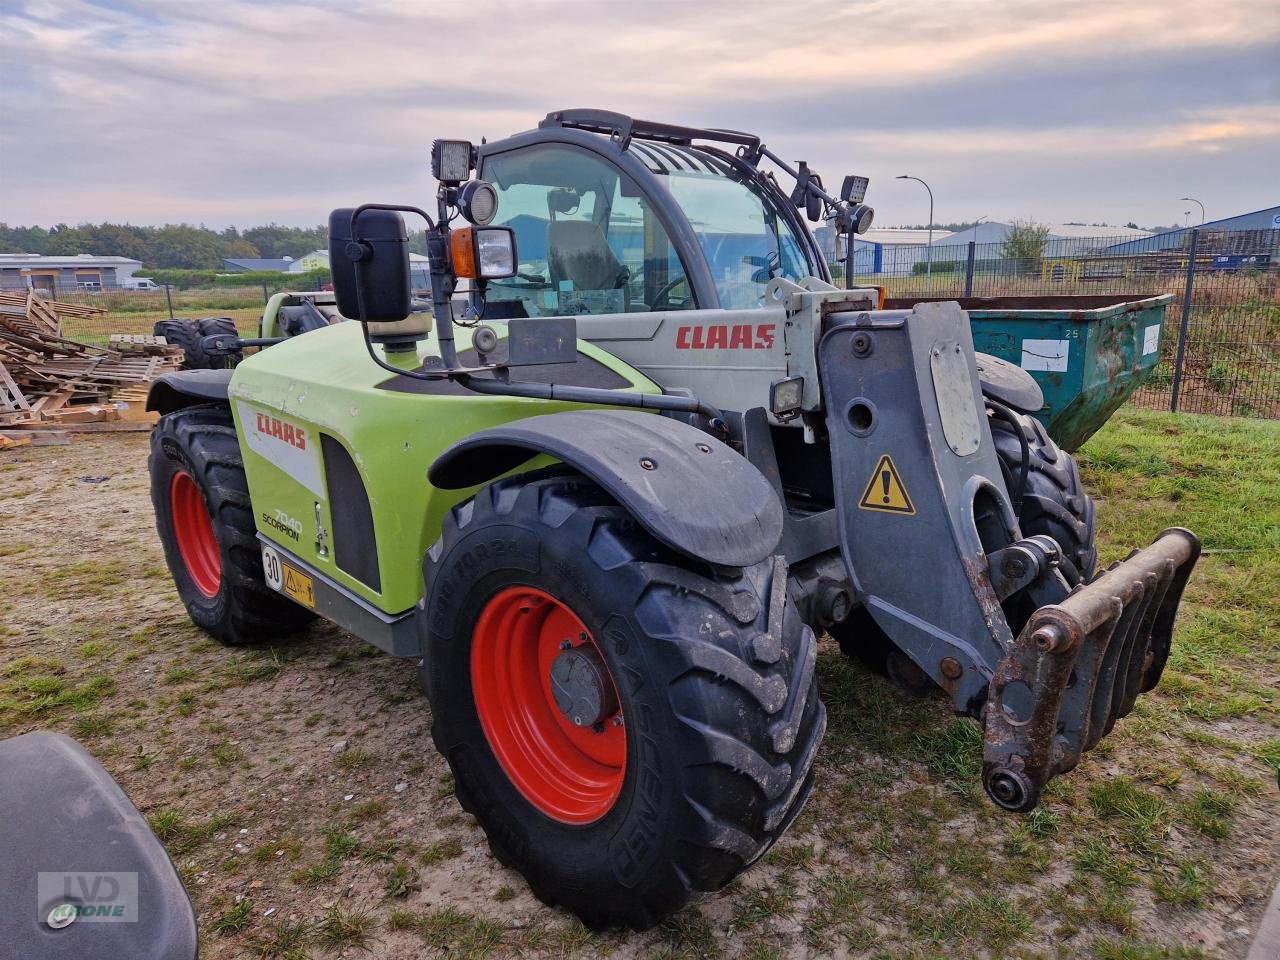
top-left (428, 410), bottom-right (783, 568)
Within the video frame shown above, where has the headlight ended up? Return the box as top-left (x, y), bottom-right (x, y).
top-left (474, 227), bottom-right (516, 277)
top-left (449, 226), bottom-right (518, 280)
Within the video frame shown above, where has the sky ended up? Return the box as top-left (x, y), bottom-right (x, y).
top-left (1, 0), bottom-right (1277, 230)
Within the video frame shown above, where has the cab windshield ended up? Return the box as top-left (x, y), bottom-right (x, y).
top-left (659, 167), bottom-right (811, 309)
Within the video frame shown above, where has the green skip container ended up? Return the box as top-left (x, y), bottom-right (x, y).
top-left (885, 294), bottom-right (1174, 452)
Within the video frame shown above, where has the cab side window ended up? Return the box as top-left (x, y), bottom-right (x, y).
top-left (481, 145), bottom-right (694, 315)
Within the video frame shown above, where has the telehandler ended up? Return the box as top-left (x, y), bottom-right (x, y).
top-left (147, 109), bottom-right (1200, 928)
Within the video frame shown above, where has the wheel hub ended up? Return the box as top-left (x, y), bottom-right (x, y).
top-left (550, 644), bottom-right (618, 729)
top-left (470, 587), bottom-right (626, 824)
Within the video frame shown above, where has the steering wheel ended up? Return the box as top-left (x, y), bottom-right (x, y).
top-left (650, 276), bottom-right (689, 311)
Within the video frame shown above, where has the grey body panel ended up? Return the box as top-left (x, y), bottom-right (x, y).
top-left (576, 307), bottom-right (789, 419)
top-left (817, 301), bottom-right (1030, 709)
top-left (0, 732), bottom-right (197, 960)
top-left (146, 368), bottom-right (234, 413)
top-left (576, 281), bottom-right (879, 423)
top-left (259, 536), bottom-right (418, 654)
top-left (428, 409), bottom-right (784, 568)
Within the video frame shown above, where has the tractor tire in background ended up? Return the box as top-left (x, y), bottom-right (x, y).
top-left (150, 404), bottom-right (315, 645)
top-left (988, 406), bottom-right (1097, 586)
top-left (153, 317), bottom-right (242, 370)
top-left (420, 470), bottom-right (825, 930)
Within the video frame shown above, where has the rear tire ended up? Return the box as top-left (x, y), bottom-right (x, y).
top-left (420, 470), bottom-right (825, 929)
top-left (154, 318), bottom-right (241, 370)
top-left (150, 405), bottom-right (315, 645)
top-left (989, 408), bottom-right (1097, 584)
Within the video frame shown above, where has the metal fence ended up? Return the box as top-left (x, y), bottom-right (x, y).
top-left (12, 229), bottom-right (1279, 418)
top-left (836, 228), bottom-right (1280, 418)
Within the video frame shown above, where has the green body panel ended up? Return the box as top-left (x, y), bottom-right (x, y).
top-left (960, 295), bottom-right (1173, 452)
top-left (228, 321), bottom-right (660, 615)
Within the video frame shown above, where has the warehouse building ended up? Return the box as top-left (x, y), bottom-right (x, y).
top-left (0, 253), bottom-right (144, 292)
top-left (1104, 205), bottom-right (1280, 255)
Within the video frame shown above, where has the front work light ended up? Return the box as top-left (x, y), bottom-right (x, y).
top-left (850, 203), bottom-right (875, 234)
top-left (449, 226), bottom-right (518, 280)
top-left (457, 179), bottom-right (499, 225)
top-left (432, 139), bottom-right (474, 183)
top-left (841, 175), bottom-right (870, 204)
top-left (769, 376), bottom-right (804, 421)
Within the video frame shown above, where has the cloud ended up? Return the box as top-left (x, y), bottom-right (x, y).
top-left (1, 0), bottom-right (1276, 229)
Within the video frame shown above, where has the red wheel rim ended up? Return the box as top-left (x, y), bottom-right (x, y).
top-left (471, 587), bottom-right (626, 824)
top-left (170, 470), bottom-right (221, 598)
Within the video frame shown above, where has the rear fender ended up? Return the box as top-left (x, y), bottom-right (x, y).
top-left (146, 369), bottom-right (233, 414)
top-left (428, 409), bottom-right (783, 568)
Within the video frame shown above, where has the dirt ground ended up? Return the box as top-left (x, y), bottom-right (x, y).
top-left (1, 417), bottom-right (1276, 959)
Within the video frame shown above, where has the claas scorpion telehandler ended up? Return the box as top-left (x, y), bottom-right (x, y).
top-left (146, 110), bottom-right (1200, 928)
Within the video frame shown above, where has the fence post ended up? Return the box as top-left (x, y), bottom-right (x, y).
top-left (262, 281), bottom-right (269, 304)
top-left (1172, 232), bottom-right (1198, 417)
top-left (164, 283), bottom-right (175, 320)
top-left (963, 241), bottom-right (976, 297)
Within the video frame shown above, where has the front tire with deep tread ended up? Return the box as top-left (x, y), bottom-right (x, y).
top-left (420, 470), bottom-right (825, 930)
top-left (150, 404), bottom-right (315, 645)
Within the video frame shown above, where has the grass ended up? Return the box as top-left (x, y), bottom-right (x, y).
top-left (384, 861), bottom-right (420, 899)
top-left (211, 898), bottom-right (255, 935)
top-left (388, 907), bottom-right (503, 956)
top-left (315, 905), bottom-right (376, 950)
top-left (147, 809), bottom-right (238, 856)
top-left (246, 918), bottom-right (313, 960)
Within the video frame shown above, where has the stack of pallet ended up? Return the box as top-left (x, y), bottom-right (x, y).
top-left (0, 291), bottom-right (183, 444)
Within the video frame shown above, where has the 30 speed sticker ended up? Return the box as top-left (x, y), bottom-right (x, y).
top-left (261, 544), bottom-right (285, 591)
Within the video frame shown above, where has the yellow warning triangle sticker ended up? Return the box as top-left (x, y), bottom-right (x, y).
top-left (858, 454), bottom-right (915, 515)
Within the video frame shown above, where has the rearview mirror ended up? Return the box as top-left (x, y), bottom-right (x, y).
top-left (328, 208), bottom-right (411, 323)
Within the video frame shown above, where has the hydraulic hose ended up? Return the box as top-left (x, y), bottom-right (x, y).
top-left (456, 374), bottom-right (727, 433)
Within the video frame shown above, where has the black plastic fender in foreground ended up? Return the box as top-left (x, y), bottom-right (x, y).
top-left (0, 731), bottom-right (197, 960)
top-left (428, 409), bottom-right (784, 568)
top-left (146, 368), bottom-right (234, 413)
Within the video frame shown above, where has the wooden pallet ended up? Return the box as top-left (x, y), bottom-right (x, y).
top-left (0, 292), bottom-right (177, 440)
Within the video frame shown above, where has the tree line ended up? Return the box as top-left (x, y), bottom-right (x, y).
top-left (0, 222), bottom-right (333, 269)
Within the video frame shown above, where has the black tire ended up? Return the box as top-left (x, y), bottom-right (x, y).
top-left (827, 608), bottom-right (937, 697)
top-left (420, 470), bottom-right (825, 930)
top-left (988, 407), bottom-right (1097, 585)
top-left (150, 404), bottom-right (315, 645)
top-left (154, 318), bottom-right (241, 370)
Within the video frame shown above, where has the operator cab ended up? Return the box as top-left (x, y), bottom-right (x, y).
top-left (477, 126), bottom-right (821, 317)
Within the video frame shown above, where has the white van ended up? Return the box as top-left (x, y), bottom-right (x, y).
top-left (122, 277), bottom-right (161, 290)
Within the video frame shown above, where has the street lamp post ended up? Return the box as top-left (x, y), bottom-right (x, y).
top-left (1179, 197), bottom-right (1205, 224)
top-left (897, 175), bottom-right (934, 289)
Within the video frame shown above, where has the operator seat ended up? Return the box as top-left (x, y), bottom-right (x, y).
top-left (546, 220), bottom-right (630, 301)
